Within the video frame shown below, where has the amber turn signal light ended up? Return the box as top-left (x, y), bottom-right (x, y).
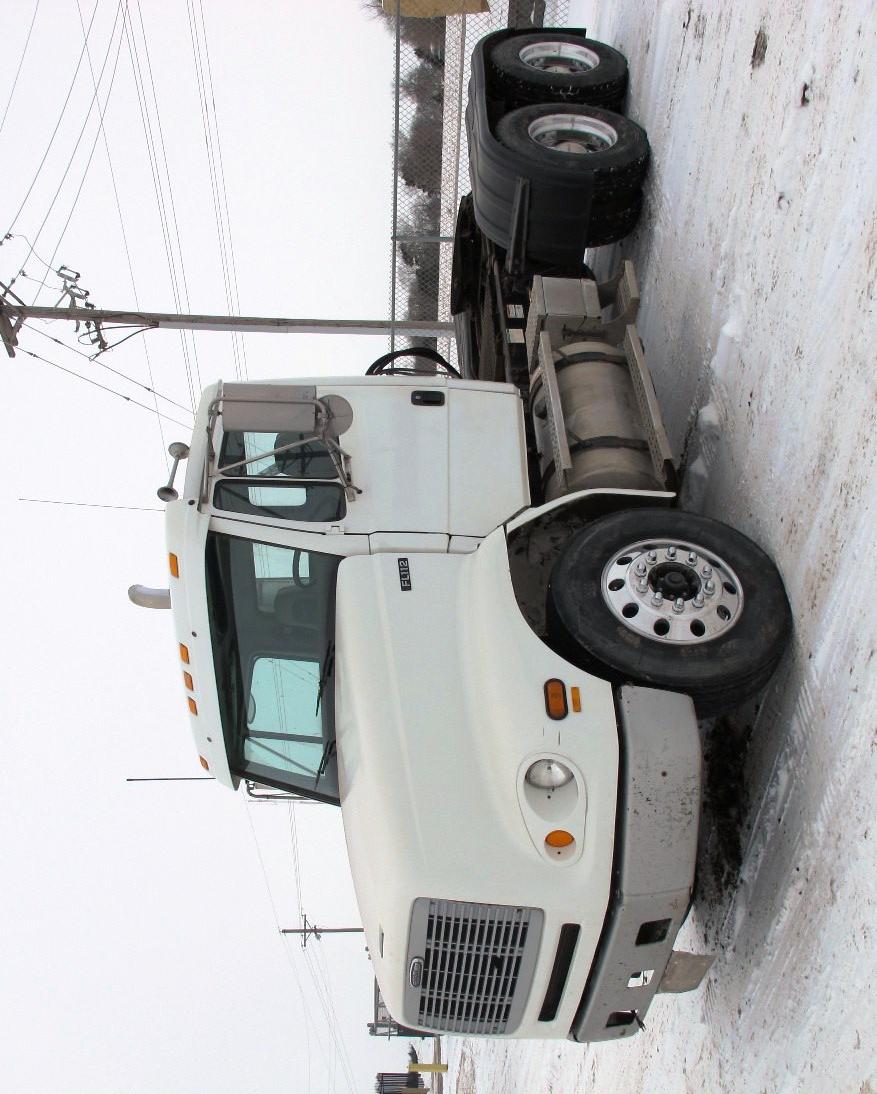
top-left (179, 643), bottom-right (190, 664)
top-left (183, 671), bottom-right (194, 691)
top-left (169, 553), bottom-right (179, 578)
top-left (545, 830), bottom-right (575, 849)
top-left (187, 697), bottom-right (198, 715)
top-left (544, 679), bottom-right (568, 720)
top-left (199, 755), bottom-right (209, 771)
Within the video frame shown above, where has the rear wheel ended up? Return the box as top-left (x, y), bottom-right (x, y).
top-left (489, 33), bottom-right (628, 110)
top-left (546, 508), bottom-right (792, 715)
top-left (586, 191), bottom-right (643, 246)
top-left (495, 104), bottom-right (649, 202)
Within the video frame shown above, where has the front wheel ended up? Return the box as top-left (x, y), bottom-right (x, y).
top-left (546, 508), bottom-right (792, 715)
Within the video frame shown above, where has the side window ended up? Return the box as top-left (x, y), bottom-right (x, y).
top-left (244, 656), bottom-right (323, 781)
top-left (215, 431), bottom-right (345, 522)
top-left (220, 431), bottom-right (337, 479)
top-left (205, 533), bottom-right (340, 804)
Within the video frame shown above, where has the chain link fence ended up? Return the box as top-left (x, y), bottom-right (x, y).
top-left (379, 0), bottom-right (571, 365)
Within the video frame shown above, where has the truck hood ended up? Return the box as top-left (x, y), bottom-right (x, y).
top-left (333, 529), bottom-right (620, 1028)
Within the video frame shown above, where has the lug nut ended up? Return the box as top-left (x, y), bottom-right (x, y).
top-left (647, 551), bottom-right (657, 564)
top-left (701, 565), bottom-right (713, 578)
top-left (635, 560), bottom-right (647, 577)
top-left (693, 593), bottom-right (705, 608)
top-left (651, 591), bottom-right (664, 607)
top-left (687, 552), bottom-right (698, 565)
top-left (704, 579), bottom-right (716, 596)
top-left (672, 597), bottom-right (685, 614)
top-left (637, 579), bottom-right (648, 593)
top-left (666, 546), bottom-right (677, 559)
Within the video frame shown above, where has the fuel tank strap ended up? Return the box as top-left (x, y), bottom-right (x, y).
top-left (540, 436), bottom-right (650, 494)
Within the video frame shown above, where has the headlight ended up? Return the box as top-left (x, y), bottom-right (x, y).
top-left (525, 758), bottom-right (574, 790)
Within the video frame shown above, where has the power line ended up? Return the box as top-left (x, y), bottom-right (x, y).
top-left (2, 0), bottom-right (99, 238)
top-left (24, 323), bottom-right (194, 413)
top-left (243, 800), bottom-right (357, 1093)
top-left (134, 3), bottom-right (204, 395)
top-left (288, 803), bottom-right (304, 922)
top-left (0, 232), bottom-right (58, 274)
top-left (244, 801), bottom-right (335, 1094)
top-left (5, 270), bottom-right (52, 293)
top-left (301, 943), bottom-right (357, 1093)
top-left (198, 0), bottom-right (248, 381)
top-left (32, 7), bottom-right (128, 304)
top-left (19, 342), bottom-right (193, 428)
top-left (186, 0), bottom-right (247, 382)
top-left (22, 1), bottom-right (125, 282)
top-left (0, 0), bottom-right (42, 136)
top-left (73, 0), bottom-right (170, 469)
top-left (19, 497), bottom-right (163, 512)
top-left (123, 4), bottom-right (198, 411)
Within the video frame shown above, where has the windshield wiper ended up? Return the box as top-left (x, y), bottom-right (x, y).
top-left (314, 639), bottom-right (335, 715)
top-left (313, 737), bottom-right (336, 790)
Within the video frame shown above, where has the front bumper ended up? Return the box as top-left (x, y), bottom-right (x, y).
top-left (571, 685), bottom-right (702, 1041)
top-left (394, 685), bottom-right (703, 1041)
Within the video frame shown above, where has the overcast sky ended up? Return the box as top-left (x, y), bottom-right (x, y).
top-left (0, 2), bottom-right (401, 1091)
top-left (0, 1), bottom-right (591, 1090)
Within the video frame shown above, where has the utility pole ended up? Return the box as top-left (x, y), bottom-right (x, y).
top-left (0, 289), bottom-right (455, 358)
top-left (126, 776), bottom-right (214, 782)
top-left (279, 913), bottom-right (364, 948)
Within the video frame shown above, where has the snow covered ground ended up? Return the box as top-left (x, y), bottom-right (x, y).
top-left (448, 2), bottom-right (877, 1091)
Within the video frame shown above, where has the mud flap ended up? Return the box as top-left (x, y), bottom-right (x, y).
top-left (657, 951), bottom-right (716, 994)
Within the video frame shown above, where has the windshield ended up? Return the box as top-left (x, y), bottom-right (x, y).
top-left (205, 531), bottom-right (340, 804)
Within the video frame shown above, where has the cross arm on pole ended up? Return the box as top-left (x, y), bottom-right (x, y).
top-left (279, 913), bottom-right (364, 948)
top-left (0, 300), bottom-right (456, 357)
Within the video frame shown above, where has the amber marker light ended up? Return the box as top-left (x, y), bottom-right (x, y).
top-left (199, 756), bottom-right (209, 771)
top-left (570, 686), bottom-right (582, 713)
top-left (168, 553), bottom-right (180, 578)
top-left (183, 672), bottom-right (194, 691)
top-left (545, 829), bottom-right (575, 849)
top-left (544, 679), bottom-right (568, 720)
top-left (179, 643), bottom-right (190, 664)
top-left (187, 697), bottom-right (198, 715)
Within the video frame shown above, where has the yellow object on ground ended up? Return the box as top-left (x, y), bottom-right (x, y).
top-left (382, 1), bottom-right (490, 16)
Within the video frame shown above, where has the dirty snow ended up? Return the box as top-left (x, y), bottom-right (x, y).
top-left (447, 1), bottom-right (877, 1091)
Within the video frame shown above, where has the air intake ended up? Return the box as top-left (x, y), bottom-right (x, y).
top-left (405, 898), bottom-right (543, 1035)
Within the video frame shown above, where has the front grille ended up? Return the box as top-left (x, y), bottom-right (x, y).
top-left (406, 898), bottom-right (543, 1035)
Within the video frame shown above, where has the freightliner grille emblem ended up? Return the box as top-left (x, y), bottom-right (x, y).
top-left (408, 957), bottom-right (424, 988)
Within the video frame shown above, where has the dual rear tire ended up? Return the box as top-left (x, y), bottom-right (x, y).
top-left (488, 33), bottom-right (648, 248)
top-left (488, 33), bottom-right (629, 112)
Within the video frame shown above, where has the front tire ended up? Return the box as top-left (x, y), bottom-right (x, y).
top-left (546, 509), bottom-right (792, 715)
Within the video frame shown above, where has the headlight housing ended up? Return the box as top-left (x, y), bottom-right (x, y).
top-left (525, 758), bottom-right (574, 790)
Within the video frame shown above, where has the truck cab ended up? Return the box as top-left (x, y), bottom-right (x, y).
top-left (161, 365), bottom-right (711, 1041)
top-left (168, 373), bottom-right (528, 804)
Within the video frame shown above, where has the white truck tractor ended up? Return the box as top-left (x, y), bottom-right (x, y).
top-left (138, 29), bottom-right (791, 1042)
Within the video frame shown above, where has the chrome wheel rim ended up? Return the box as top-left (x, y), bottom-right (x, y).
top-left (519, 41), bottom-right (600, 75)
top-left (527, 113), bottom-right (617, 154)
top-left (601, 539), bottom-right (744, 645)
